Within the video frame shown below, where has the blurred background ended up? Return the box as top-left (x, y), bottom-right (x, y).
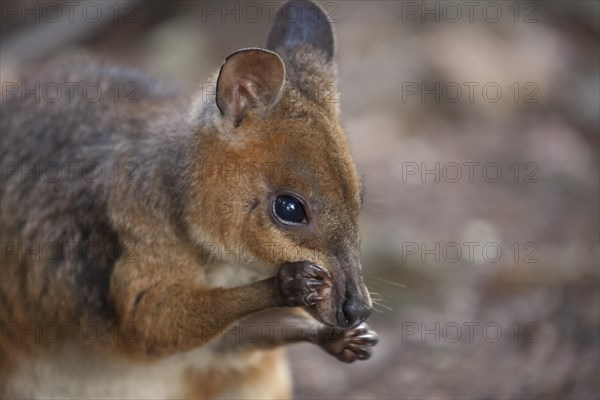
top-left (1, 0), bottom-right (598, 398)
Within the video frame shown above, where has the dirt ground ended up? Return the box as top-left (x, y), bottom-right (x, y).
top-left (1, 1), bottom-right (598, 398)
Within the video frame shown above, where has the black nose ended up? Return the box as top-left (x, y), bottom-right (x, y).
top-left (338, 296), bottom-right (372, 327)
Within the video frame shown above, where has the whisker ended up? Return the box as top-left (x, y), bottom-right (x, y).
top-left (371, 305), bottom-right (384, 314)
top-left (373, 302), bottom-right (393, 312)
top-left (369, 295), bottom-right (393, 312)
top-left (365, 276), bottom-right (407, 289)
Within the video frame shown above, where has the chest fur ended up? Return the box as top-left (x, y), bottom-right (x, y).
top-left (201, 262), bottom-right (274, 289)
top-left (7, 345), bottom-right (289, 399)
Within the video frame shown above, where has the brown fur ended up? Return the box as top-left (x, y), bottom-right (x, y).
top-left (183, 349), bottom-right (291, 399)
top-left (0, 1), bottom-right (377, 398)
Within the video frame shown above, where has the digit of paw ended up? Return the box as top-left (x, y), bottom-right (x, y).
top-left (277, 261), bottom-right (332, 307)
top-left (324, 323), bottom-right (379, 363)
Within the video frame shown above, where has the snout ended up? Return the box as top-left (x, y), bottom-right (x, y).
top-left (308, 258), bottom-right (373, 328)
top-left (337, 294), bottom-right (372, 327)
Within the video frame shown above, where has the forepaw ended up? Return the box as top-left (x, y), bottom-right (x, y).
top-left (276, 261), bottom-right (332, 307)
top-left (322, 322), bottom-right (379, 363)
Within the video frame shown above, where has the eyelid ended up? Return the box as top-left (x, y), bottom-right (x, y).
top-left (271, 193), bottom-right (310, 226)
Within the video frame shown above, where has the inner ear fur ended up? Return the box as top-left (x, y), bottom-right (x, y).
top-left (216, 48), bottom-right (286, 127)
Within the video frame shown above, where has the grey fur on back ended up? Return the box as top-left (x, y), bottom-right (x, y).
top-left (1, 59), bottom-right (192, 324)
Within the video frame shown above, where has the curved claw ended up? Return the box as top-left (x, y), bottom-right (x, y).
top-left (347, 343), bottom-right (372, 360)
top-left (349, 323), bottom-right (369, 337)
top-left (306, 278), bottom-right (332, 290)
top-left (305, 264), bottom-right (332, 281)
top-left (304, 293), bottom-right (325, 305)
top-left (354, 332), bottom-right (379, 346)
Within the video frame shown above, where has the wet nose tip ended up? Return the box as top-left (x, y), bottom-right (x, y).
top-left (339, 297), bottom-right (372, 327)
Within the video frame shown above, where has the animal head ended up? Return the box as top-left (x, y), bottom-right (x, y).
top-left (190, 0), bottom-right (371, 328)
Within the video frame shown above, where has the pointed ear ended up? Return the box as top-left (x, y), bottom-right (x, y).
top-left (266, 0), bottom-right (335, 62)
top-left (216, 48), bottom-right (285, 127)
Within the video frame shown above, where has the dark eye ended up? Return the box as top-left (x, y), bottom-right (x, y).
top-left (272, 195), bottom-right (307, 225)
